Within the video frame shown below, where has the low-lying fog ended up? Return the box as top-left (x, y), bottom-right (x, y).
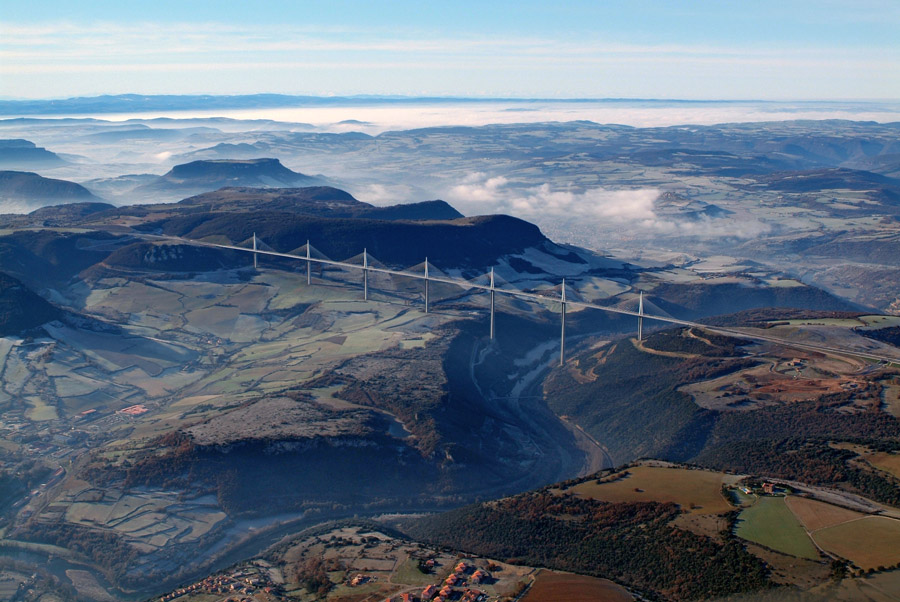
top-left (3, 98), bottom-right (900, 134)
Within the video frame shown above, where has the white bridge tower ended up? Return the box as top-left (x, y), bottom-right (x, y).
top-left (638, 291), bottom-right (644, 341)
top-left (560, 278), bottom-right (567, 366)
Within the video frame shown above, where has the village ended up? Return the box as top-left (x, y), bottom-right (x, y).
top-left (151, 523), bottom-right (538, 602)
top-left (158, 564), bottom-right (284, 602)
top-left (154, 556), bottom-right (501, 602)
top-left (380, 558), bottom-right (492, 602)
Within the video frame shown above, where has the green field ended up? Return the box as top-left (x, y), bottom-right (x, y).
top-left (392, 557), bottom-right (437, 586)
top-left (735, 497), bottom-right (819, 559)
top-left (813, 517), bottom-right (900, 570)
top-left (860, 315), bottom-right (900, 329)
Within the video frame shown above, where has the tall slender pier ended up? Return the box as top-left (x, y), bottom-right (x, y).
top-left (560, 278), bottom-right (567, 366)
top-left (306, 241), bottom-right (311, 285)
top-left (489, 267), bottom-right (495, 339)
top-left (363, 248), bottom-right (368, 301)
top-left (252, 232), bottom-right (258, 269)
top-left (424, 258), bottom-right (429, 313)
top-left (638, 291), bottom-right (644, 341)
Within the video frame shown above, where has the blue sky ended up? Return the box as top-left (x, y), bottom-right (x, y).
top-left (2, 0), bottom-right (899, 100)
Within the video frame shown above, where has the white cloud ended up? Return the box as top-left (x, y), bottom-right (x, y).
top-left (353, 183), bottom-right (419, 206)
top-left (448, 174), bottom-right (660, 222)
top-left (449, 173), bottom-right (509, 204)
top-left (445, 174), bottom-right (770, 240)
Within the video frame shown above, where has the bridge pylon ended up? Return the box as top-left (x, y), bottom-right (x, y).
top-left (489, 267), bottom-right (495, 340)
top-left (424, 258), bottom-right (429, 313)
top-left (560, 278), bottom-right (567, 366)
top-left (638, 291), bottom-right (644, 341)
top-left (363, 248), bottom-right (369, 301)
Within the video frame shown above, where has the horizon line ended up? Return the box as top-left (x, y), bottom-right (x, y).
top-left (2, 93), bottom-right (900, 104)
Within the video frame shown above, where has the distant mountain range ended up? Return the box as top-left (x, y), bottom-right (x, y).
top-left (0, 139), bottom-right (66, 170)
top-left (133, 158), bottom-right (323, 200)
top-left (0, 94), bottom-right (451, 115)
top-left (0, 183), bottom-right (556, 283)
top-left (0, 94), bottom-right (763, 116)
top-left (0, 158), bottom-right (334, 211)
top-left (80, 124), bottom-right (221, 144)
top-left (0, 170), bottom-right (101, 213)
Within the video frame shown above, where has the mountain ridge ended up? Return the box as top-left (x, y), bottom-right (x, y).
top-left (0, 139), bottom-right (67, 170)
top-left (0, 170), bottom-right (101, 213)
top-left (133, 158), bottom-right (323, 200)
top-left (174, 186), bottom-right (463, 221)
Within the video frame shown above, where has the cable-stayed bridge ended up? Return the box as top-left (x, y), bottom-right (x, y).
top-left (138, 232), bottom-right (900, 366)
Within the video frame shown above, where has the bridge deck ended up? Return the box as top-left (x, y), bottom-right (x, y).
top-left (139, 233), bottom-right (900, 366)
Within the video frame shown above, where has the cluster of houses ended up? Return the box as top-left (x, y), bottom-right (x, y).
top-left (1, 407), bottom-right (92, 460)
top-left (392, 561), bottom-right (490, 602)
top-left (738, 482), bottom-right (785, 496)
top-left (158, 569), bottom-right (277, 601)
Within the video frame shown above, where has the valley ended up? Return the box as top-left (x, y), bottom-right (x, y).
top-left (0, 111), bottom-right (900, 601)
top-left (0, 193), bottom-right (637, 598)
top-left (3, 0), bottom-right (900, 591)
